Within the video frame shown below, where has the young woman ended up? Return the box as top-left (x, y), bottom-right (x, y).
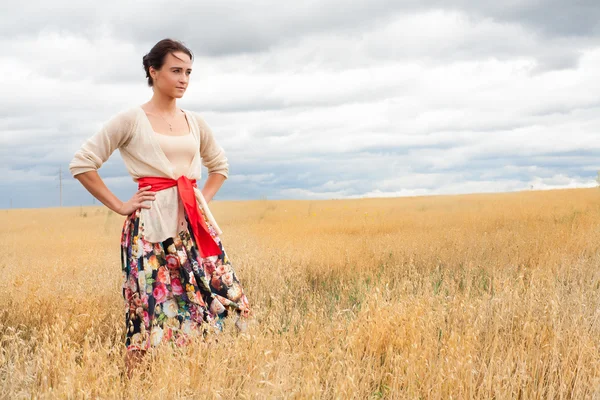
top-left (69, 39), bottom-right (251, 377)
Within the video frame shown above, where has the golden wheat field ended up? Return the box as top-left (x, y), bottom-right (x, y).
top-left (1, 188), bottom-right (600, 399)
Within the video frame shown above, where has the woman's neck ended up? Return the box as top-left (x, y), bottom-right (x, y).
top-left (147, 92), bottom-right (179, 115)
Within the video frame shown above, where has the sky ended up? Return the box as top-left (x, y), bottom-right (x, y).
top-left (1, 0), bottom-right (600, 209)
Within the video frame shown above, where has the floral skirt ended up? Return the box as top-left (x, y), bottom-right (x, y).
top-left (120, 207), bottom-right (251, 352)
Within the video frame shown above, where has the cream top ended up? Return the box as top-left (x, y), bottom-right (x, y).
top-left (69, 106), bottom-right (229, 243)
top-left (153, 131), bottom-right (197, 179)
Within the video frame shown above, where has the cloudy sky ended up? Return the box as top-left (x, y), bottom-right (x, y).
top-left (2, 0), bottom-right (600, 209)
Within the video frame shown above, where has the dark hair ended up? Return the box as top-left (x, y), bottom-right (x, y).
top-left (142, 38), bottom-right (194, 87)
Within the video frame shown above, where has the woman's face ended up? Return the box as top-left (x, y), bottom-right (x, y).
top-left (150, 51), bottom-right (193, 99)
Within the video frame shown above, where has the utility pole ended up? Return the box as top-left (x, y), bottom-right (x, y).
top-left (59, 166), bottom-right (63, 207)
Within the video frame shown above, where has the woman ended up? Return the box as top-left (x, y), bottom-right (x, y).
top-left (69, 38), bottom-right (251, 377)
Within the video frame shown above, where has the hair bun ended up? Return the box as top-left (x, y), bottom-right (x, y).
top-left (142, 54), bottom-right (150, 78)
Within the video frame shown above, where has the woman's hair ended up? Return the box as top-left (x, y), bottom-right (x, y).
top-left (142, 38), bottom-right (194, 87)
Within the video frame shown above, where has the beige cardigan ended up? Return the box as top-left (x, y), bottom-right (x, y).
top-left (69, 106), bottom-right (229, 243)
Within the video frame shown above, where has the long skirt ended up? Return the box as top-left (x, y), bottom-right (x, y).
top-left (120, 205), bottom-right (251, 351)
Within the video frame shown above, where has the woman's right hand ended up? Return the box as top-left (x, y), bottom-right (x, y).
top-left (117, 186), bottom-right (156, 216)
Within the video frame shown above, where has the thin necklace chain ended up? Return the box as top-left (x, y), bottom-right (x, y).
top-left (154, 109), bottom-right (179, 131)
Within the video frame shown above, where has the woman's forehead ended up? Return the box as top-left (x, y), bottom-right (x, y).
top-left (164, 52), bottom-right (192, 67)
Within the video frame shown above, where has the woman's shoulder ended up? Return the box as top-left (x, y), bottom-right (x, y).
top-left (101, 106), bottom-right (142, 135)
top-left (92, 106), bottom-right (142, 149)
top-left (183, 109), bottom-right (212, 134)
top-left (107, 106), bottom-right (141, 126)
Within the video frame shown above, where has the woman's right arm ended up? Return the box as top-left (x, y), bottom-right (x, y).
top-left (70, 110), bottom-right (155, 215)
top-left (74, 171), bottom-right (155, 216)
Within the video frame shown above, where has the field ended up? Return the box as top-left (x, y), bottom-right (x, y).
top-left (1, 188), bottom-right (600, 399)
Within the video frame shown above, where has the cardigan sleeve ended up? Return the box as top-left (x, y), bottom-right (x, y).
top-left (194, 114), bottom-right (229, 179)
top-left (69, 110), bottom-right (135, 177)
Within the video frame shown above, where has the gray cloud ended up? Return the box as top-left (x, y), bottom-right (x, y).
top-left (5, 0), bottom-right (599, 69)
top-left (467, 0), bottom-right (600, 38)
top-left (7, 1), bottom-right (600, 43)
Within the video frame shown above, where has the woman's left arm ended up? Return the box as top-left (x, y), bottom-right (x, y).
top-left (195, 113), bottom-right (229, 203)
top-left (202, 173), bottom-right (226, 203)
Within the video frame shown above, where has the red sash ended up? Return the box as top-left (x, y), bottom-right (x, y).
top-left (137, 176), bottom-right (221, 258)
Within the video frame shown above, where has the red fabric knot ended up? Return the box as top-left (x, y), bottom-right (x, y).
top-left (137, 176), bottom-right (221, 258)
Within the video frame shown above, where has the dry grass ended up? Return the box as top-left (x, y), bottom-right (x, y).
top-left (1, 188), bottom-right (600, 399)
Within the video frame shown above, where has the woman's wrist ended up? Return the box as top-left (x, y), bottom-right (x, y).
top-left (201, 191), bottom-right (213, 203)
top-left (102, 194), bottom-right (125, 214)
top-left (113, 200), bottom-right (125, 215)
